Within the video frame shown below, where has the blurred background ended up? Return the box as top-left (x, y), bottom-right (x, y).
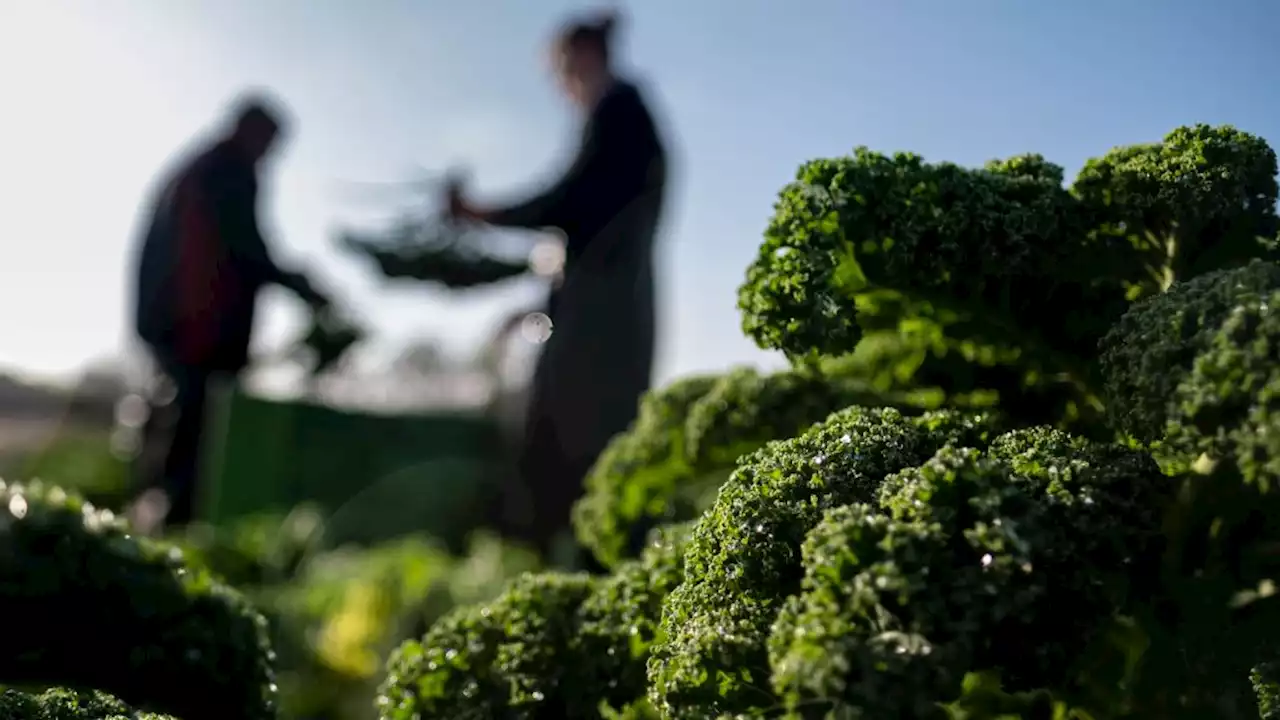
top-left (0, 1), bottom-right (1276, 718)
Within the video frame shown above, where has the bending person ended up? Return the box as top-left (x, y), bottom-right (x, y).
top-left (448, 10), bottom-right (669, 564)
top-left (128, 94), bottom-right (330, 531)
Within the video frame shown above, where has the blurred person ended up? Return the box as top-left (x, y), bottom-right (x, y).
top-left (127, 93), bottom-right (330, 532)
top-left (447, 9), bottom-right (669, 566)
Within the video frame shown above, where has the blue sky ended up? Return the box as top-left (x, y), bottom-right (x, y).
top-left (0, 0), bottom-right (1276, 386)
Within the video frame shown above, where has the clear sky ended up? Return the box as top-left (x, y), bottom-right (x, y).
top-left (1, 0), bottom-right (1276, 386)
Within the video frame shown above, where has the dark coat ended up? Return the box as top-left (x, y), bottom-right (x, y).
top-left (487, 78), bottom-right (669, 537)
top-left (133, 140), bottom-right (299, 373)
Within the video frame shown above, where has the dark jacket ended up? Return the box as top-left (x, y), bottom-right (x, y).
top-left (133, 140), bottom-right (297, 373)
top-left (488, 78), bottom-right (668, 469)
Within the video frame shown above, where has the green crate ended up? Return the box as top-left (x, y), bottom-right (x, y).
top-left (198, 384), bottom-right (509, 546)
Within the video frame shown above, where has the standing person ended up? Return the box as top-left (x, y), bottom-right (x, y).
top-left (448, 9), bottom-right (669, 565)
top-left (127, 93), bottom-right (330, 532)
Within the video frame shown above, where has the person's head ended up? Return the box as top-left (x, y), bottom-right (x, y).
top-left (551, 10), bottom-right (622, 110)
top-left (225, 93), bottom-right (288, 164)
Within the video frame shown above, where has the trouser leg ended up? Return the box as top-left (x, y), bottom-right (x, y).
top-left (133, 359), bottom-right (210, 528)
top-left (512, 329), bottom-right (652, 572)
top-left (516, 421), bottom-right (606, 572)
top-left (160, 364), bottom-right (209, 526)
top-left (514, 409), bottom-right (559, 551)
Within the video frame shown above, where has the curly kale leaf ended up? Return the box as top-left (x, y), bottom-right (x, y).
top-left (378, 572), bottom-right (597, 720)
top-left (1073, 124), bottom-right (1279, 284)
top-left (0, 688), bottom-right (173, 720)
top-left (576, 368), bottom-right (888, 570)
top-left (578, 523), bottom-right (694, 714)
top-left (647, 407), bottom-right (1001, 718)
top-left (1167, 291), bottom-right (1280, 489)
top-left (683, 366), bottom-right (883, 471)
top-left (738, 148), bottom-right (1082, 361)
top-left (1099, 259), bottom-right (1280, 441)
top-left (770, 433), bottom-right (1168, 717)
top-left (573, 375), bottom-right (721, 569)
top-left (0, 481), bottom-right (277, 720)
top-left (380, 524), bottom-right (693, 720)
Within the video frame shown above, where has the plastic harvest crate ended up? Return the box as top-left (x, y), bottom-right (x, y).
top-left (197, 384), bottom-right (509, 546)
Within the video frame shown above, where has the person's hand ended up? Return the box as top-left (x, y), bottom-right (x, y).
top-left (445, 175), bottom-right (466, 218)
top-left (307, 288), bottom-right (332, 311)
top-left (285, 270), bottom-right (330, 309)
top-left (444, 170), bottom-right (485, 222)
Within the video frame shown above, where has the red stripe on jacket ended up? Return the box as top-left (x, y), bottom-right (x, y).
top-left (172, 174), bottom-right (242, 367)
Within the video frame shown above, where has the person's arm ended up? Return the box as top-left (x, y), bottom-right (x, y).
top-left (206, 159), bottom-right (328, 307)
top-left (477, 90), bottom-right (641, 233)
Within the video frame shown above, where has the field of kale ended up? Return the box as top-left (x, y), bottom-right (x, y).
top-left (3, 123), bottom-right (1280, 719)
